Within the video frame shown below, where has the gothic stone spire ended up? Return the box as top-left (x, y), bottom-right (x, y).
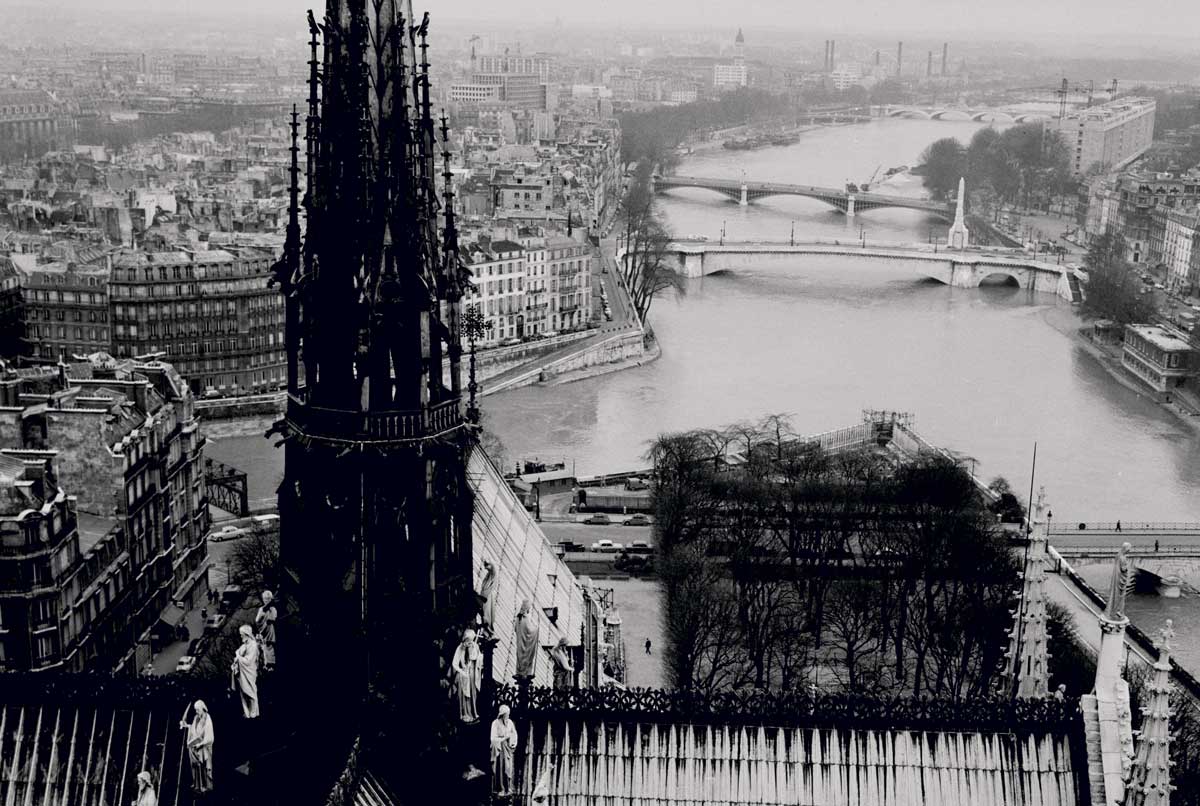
top-left (1004, 486), bottom-right (1051, 698)
top-left (1124, 621), bottom-right (1176, 806)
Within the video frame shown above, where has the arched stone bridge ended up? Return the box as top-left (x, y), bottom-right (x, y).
top-left (881, 105), bottom-right (1053, 123)
top-left (657, 240), bottom-right (1075, 300)
top-left (1053, 543), bottom-right (1200, 598)
top-left (652, 175), bottom-right (952, 219)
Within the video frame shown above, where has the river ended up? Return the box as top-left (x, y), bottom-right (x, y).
top-left (205, 117), bottom-right (1200, 670)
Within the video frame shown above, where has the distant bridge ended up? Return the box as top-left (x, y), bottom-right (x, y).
top-left (654, 239), bottom-right (1075, 299)
top-left (653, 175), bottom-right (952, 219)
top-left (880, 105), bottom-right (1054, 124)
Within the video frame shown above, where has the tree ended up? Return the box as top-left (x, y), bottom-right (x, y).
top-left (228, 531), bottom-right (281, 592)
top-left (618, 162), bottom-right (683, 320)
top-left (1080, 231), bottom-right (1157, 324)
top-left (919, 138), bottom-right (966, 200)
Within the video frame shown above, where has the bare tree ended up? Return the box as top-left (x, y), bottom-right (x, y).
top-left (618, 162), bottom-right (683, 320)
top-left (228, 532), bottom-right (281, 592)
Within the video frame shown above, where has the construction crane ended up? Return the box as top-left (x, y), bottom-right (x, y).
top-left (862, 165), bottom-right (881, 193)
top-left (1055, 78), bottom-right (1099, 119)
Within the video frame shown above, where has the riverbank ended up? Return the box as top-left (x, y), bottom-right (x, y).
top-left (1040, 305), bottom-right (1200, 435)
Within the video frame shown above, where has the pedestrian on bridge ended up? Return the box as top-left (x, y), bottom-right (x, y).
top-left (1155, 539), bottom-right (1160, 553)
top-left (1116, 520), bottom-right (1122, 532)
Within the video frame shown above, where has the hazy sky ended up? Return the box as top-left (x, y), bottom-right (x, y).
top-left (10, 0), bottom-right (1200, 44)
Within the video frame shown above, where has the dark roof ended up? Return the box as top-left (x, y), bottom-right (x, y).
top-left (490, 239), bottom-right (524, 253)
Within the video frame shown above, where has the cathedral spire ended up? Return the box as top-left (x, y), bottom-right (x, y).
top-left (1004, 486), bottom-right (1051, 698)
top-left (1124, 621), bottom-right (1176, 806)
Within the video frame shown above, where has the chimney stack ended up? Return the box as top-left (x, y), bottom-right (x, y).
top-left (927, 51), bottom-right (933, 77)
top-left (830, 40), bottom-right (836, 70)
top-left (942, 43), bottom-right (948, 75)
top-left (897, 41), bottom-right (903, 76)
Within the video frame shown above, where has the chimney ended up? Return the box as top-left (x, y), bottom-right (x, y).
top-left (824, 40), bottom-right (830, 71)
top-left (830, 40), bottom-right (835, 70)
top-left (897, 42), bottom-right (903, 76)
top-left (942, 43), bottom-right (948, 75)
top-left (927, 51), bottom-right (933, 77)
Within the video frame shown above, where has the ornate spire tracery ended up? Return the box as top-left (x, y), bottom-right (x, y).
top-left (1124, 621), bottom-right (1176, 806)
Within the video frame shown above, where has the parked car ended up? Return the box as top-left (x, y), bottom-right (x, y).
top-left (209, 524), bottom-right (246, 542)
top-left (624, 514), bottom-right (652, 527)
top-left (175, 656), bottom-right (198, 673)
top-left (203, 614), bottom-right (227, 633)
top-left (558, 540), bottom-right (585, 553)
top-left (591, 539), bottom-right (624, 553)
top-left (186, 637), bottom-right (207, 657)
top-left (583, 513), bottom-right (612, 525)
top-left (625, 539), bottom-right (654, 554)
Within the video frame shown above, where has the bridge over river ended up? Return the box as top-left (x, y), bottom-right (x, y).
top-left (654, 238), bottom-right (1079, 300)
top-left (653, 174), bottom-right (952, 218)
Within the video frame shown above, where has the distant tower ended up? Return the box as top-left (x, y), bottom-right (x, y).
top-left (828, 39), bottom-right (835, 71)
top-left (273, 0), bottom-right (476, 786)
top-left (874, 50), bottom-right (880, 67)
top-left (734, 28), bottom-right (745, 65)
top-left (897, 41), bottom-right (903, 76)
top-left (948, 176), bottom-right (969, 248)
top-left (927, 51), bottom-right (933, 77)
top-left (942, 43), bottom-right (949, 75)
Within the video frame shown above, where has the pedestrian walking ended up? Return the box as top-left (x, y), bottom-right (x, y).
top-left (1115, 520), bottom-right (1122, 532)
top-left (1155, 540), bottom-right (1160, 553)
top-left (644, 638), bottom-right (652, 655)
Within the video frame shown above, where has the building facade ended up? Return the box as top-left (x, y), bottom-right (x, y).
top-left (466, 240), bottom-right (527, 345)
top-left (1122, 324), bottom-right (1196, 399)
top-left (109, 247), bottom-right (285, 396)
top-left (17, 259), bottom-right (111, 361)
top-left (0, 256), bottom-right (24, 359)
top-left (1045, 96), bottom-right (1156, 176)
top-left (0, 356), bottom-right (208, 673)
top-left (713, 29), bottom-right (748, 88)
top-left (1159, 207), bottom-right (1200, 294)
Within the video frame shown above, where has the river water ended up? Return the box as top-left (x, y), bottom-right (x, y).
top-left (205, 118), bottom-right (1200, 668)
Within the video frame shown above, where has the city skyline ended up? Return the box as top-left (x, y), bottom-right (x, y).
top-left (3, 0), bottom-right (1200, 46)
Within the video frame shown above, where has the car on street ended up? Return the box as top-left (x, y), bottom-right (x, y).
top-left (209, 524), bottom-right (246, 542)
top-left (251, 514), bottom-right (280, 534)
top-left (175, 656), bottom-right (198, 673)
top-left (204, 613), bottom-right (227, 633)
top-left (624, 514), bottom-right (652, 527)
top-left (583, 513), bottom-right (612, 525)
top-left (625, 539), bottom-right (654, 554)
top-left (591, 539), bottom-right (624, 552)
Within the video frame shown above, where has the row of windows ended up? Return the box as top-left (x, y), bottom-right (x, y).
top-left (27, 325), bottom-right (108, 342)
top-left (28, 308), bottom-right (108, 323)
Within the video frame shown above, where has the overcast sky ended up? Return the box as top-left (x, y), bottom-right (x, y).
top-left (9, 0), bottom-right (1200, 44)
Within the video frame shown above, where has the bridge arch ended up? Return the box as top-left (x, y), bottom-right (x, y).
top-left (888, 109), bottom-right (933, 120)
top-left (932, 110), bottom-right (972, 121)
top-left (656, 185), bottom-right (743, 204)
top-left (977, 269), bottom-right (1024, 288)
top-left (973, 111), bottom-right (1015, 123)
top-left (1014, 113), bottom-right (1051, 123)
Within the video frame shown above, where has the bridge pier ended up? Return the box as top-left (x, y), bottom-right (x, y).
top-left (739, 183), bottom-right (748, 206)
top-left (845, 194), bottom-right (855, 217)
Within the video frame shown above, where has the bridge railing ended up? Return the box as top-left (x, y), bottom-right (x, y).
top-left (1050, 522), bottom-right (1200, 533)
top-left (1054, 544), bottom-right (1200, 555)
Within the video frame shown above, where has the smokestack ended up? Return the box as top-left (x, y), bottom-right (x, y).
top-left (897, 41), bottom-right (903, 76)
top-left (823, 40), bottom-right (829, 71)
top-left (830, 40), bottom-right (836, 70)
top-left (942, 43), bottom-right (948, 75)
top-left (927, 51), bottom-right (932, 77)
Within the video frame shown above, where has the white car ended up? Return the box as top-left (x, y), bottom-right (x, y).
top-left (175, 656), bottom-right (197, 673)
top-left (209, 524), bottom-right (246, 542)
top-left (591, 539), bottom-right (624, 553)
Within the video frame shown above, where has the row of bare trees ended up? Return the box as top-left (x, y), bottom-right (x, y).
top-left (650, 417), bottom-right (1019, 700)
